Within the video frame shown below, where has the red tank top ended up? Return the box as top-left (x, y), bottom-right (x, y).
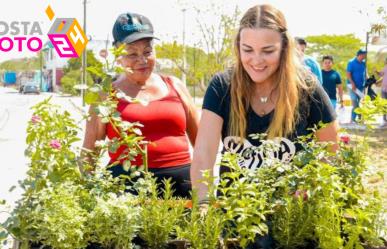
top-left (106, 75), bottom-right (191, 168)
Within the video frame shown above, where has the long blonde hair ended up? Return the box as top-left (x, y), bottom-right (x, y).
top-left (229, 4), bottom-right (311, 140)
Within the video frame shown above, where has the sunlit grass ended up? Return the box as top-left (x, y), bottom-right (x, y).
top-left (347, 128), bottom-right (387, 207)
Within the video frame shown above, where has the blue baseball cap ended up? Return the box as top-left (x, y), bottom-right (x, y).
top-left (112, 13), bottom-right (157, 46)
top-left (356, 49), bottom-right (367, 56)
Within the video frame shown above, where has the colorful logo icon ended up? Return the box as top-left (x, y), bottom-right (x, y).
top-left (45, 5), bottom-right (88, 58)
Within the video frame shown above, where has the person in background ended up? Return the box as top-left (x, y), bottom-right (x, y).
top-left (321, 55), bottom-right (344, 110)
top-left (191, 4), bottom-right (337, 248)
top-left (82, 12), bottom-right (200, 198)
top-left (346, 49), bottom-right (367, 123)
top-left (295, 37), bottom-right (323, 84)
top-left (376, 57), bottom-right (387, 126)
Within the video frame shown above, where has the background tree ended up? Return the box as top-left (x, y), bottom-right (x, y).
top-left (305, 34), bottom-right (364, 81)
top-left (156, 42), bottom-right (209, 87)
top-left (155, 2), bottom-right (240, 97)
top-left (0, 57), bottom-right (40, 71)
top-left (193, 4), bottom-right (240, 91)
top-left (370, 6), bottom-right (387, 35)
top-left (61, 50), bottom-right (102, 95)
top-left (63, 50), bottom-right (103, 82)
top-left (370, 6), bottom-right (387, 72)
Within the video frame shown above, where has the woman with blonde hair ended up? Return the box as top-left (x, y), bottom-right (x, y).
top-left (191, 5), bottom-right (337, 246)
top-left (191, 5), bottom-right (337, 248)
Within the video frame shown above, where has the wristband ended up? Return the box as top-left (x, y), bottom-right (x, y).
top-left (198, 198), bottom-right (210, 205)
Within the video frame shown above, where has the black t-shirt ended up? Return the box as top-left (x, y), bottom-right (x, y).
top-left (203, 70), bottom-right (336, 171)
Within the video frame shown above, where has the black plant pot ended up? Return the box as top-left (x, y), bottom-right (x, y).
top-left (131, 235), bottom-right (190, 249)
top-left (167, 239), bottom-right (190, 249)
top-left (13, 241), bottom-right (108, 249)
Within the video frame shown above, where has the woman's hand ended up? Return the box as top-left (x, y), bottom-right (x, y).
top-left (191, 110), bottom-right (223, 201)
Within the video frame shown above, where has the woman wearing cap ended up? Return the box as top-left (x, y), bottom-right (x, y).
top-left (191, 5), bottom-right (337, 245)
top-left (82, 12), bottom-right (199, 198)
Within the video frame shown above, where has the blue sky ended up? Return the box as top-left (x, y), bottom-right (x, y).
top-left (0, 0), bottom-right (386, 62)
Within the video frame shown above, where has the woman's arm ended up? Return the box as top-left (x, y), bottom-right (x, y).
top-left (81, 105), bottom-right (107, 170)
top-left (315, 120), bottom-right (339, 152)
top-left (191, 110), bottom-right (223, 201)
top-left (171, 76), bottom-right (200, 146)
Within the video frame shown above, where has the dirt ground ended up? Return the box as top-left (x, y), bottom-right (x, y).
top-left (347, 128), bottom-right (387, 207)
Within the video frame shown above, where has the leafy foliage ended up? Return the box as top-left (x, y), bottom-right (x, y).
top-left (2, 98), bottom-right (85, 246)
top-left (356, 95), bottom-right (387, 129)
top-left (306, 34), bottom-right (364, 82)
top-left (212, 123), bottom-right (386, 248)
top-left (155, 3), bottom-right (240, 93)
top-left (60, 50), bottom-right (103, 95)
top-left (176, 176), bottom-right (224, 249)
top-left (0, 57), bottom-right (40, 71)
top-left (1, 41), bottom-right (386, 249)
top-left (217, 152), bottom-right (273, 248)
top-left (138, 178), bottom-right (185, 249)
top-left (60, 69), bottom-right (94, 95)
top-left (29, 183), bottom-right (89, 249)
top-left (88, 193), bottom-right (140, 249)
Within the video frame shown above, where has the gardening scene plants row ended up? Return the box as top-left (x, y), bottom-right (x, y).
top-left (1, 46), bottom-right (386, 249)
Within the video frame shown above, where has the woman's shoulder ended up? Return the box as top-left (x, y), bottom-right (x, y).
top-left (111, 74), bottom-right (127, 91)
top-left (212, 68), bottom-right (233, 84)
top-left (157, 74), bottom-right (188, 94)
top-left (159, 74), bottom-right (182, 86)
top-left (207, 69), bottom-right (233, 94)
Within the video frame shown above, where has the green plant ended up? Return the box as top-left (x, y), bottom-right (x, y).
top-left (88, 193), bottom-right (140, 249)
top-left (356, 95), bottom-right (387, 129)
top-left (217, 152), bottom-right (275, 248)
top-left (176, 173), bottom-right (225, 249)
top-left (271, 192), bottom-right (315, 248)
top-left (2, 40), bottom-right (386, 249)
top-left (138, 177), bottom-right (185, 249)
top-left (28, 182), bottom-right (89, 249)
top-left (214, 122), bottom-right (386, 249)
top-left (176, 203), bottom-right (223, 249)
top-left (1, 94), bottom-right (141, 248)
top-left (25, 98), bottom-right (82, 185)
top-left (2, 98), bottom-right (84, 245)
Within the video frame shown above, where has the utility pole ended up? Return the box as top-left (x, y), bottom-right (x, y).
top-left (39, 51), bottom-right (43, 90)
top-left (182, 8), bottom-right (187, 85)
top-left (82, 0), bottom-right (88, 106)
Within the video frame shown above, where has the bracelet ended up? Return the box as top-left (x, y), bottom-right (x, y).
top-left (198, 198), bottom-right (210, 205)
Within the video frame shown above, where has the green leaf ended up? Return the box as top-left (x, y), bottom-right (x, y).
top-left (123, 160), bottom-right (131, 172)
top-left (87, 66), bottom-right (104, 78)
top-left (8, 185), bottom-right (16, 192)
top-left (84, 91), bottom-right (99, 105)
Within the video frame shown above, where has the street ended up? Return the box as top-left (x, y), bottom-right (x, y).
top-left (0, 87), bottom-right (88, 210)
